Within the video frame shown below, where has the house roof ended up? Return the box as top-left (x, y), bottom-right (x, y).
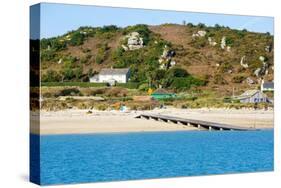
top-left (152, 88), bottom-right (174, 95)
top-left (99, 68), bottom-right (130, 75)
top-left (262, 82), bottom-right (274, 89)
top-left (236, 90), bottom-right (266, 100)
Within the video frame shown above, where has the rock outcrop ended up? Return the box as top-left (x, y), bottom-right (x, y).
top-left (240, 56), bottom-right (248, 68)
top-left (208, 37), bottom-right (217, 46)
top-left (221, 36), bottom-right (231, 52)
top-left (254, 68), bottom-right (262, 77)
top-left (259, 56), bottom-right (266, 62)
top-left (265, 44), bottom-right (272, 52)
top-left (158, 45), bottom-right (176, 69)
top-left (192, 30), bottom-right (207, 38)
top-left (221, 36), bottom-right (226, 49)
top-left (122, 32), bottom-right (144, 51)
top-left (58, 58), bottom-right (62, 64)
top-left (246, 77), bottom-right (255, 85)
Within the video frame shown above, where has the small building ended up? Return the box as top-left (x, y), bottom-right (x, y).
top-left (236, 90), bottom-right (269, 103)
top-left (90, 68), bottom-right (130, 84)
top-left (261, 80), bottom-right (274, 92)
top-left (151, 88), bottom-right (176, 100)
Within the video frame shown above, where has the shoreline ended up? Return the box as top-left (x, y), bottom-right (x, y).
top-left (31, 108), bottom-right (274, 135)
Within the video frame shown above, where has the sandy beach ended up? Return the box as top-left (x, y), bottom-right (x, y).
top-left (31, 108), bottom-right (274, 135)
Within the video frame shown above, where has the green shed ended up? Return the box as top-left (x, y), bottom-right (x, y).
top-left (151, 88), bottom-right (176, 100)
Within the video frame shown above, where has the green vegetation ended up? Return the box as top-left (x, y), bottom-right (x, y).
top-left (39, 23), bottom-right (274, 110)
top-left (41, 82), bottom-right (107, 87)
top-left (123, 24), bottom-right (151, 44)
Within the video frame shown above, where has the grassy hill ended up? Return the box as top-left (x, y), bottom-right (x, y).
top-left (39, 23), bottom-right (274, 97)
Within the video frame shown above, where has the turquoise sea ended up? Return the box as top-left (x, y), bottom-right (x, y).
top-left (31, 130), bottom-right (273, 185)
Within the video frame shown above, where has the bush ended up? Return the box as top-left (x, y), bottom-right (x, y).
top-left (138, 83), bottom-right (149, 91)
top-left (223, 97), bottom-right (232, 103)
top-left (225, 37), bottom-right (234, 46)
top-left (41, 50), bottom-right (56, 61)
top-left (169, 76), bottom-right (206, 90)
top-left (95, 54), bottom-right (103, 64)
top-left (56, 88), bottom-right (82, 97)
top-left (69, 32), bottom-right (85, 46)
top-left (167, 67), bottom-right (189, 77)
top-left (90, 88), bottom-right (107, 96)
top-left (41, 70), bottom-right (61, 82)
top-left (95, 103), bottom-right (108, 111)
top-left (105, 88), bottom-right (127, 97)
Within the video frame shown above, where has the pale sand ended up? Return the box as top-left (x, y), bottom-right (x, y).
top-left (32, 108), bottom-right (274, 135)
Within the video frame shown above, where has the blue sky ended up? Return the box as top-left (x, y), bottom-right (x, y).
top-left (34, 3), bottom-right (274, 39)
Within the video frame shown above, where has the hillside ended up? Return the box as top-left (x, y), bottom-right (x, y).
top-left (39, 23), bottom-right (274, 96)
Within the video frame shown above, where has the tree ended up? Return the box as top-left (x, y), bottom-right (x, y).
top-left (214, 24), bottom-right (222, 30)
top-left (186, 23), bottom-right (194, 27)
top-left (69, 32), bottom-right (85, 46)
top-left (197, 23), bottom-right (206, 29)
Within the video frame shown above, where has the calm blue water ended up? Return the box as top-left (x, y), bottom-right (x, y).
top-left (35, 130), bottom-right (273, 185)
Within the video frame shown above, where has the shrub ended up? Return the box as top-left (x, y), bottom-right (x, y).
top-left (223, 97), bottom-right (232, 103)
top-left (225, 37), bottom-right (234, 46)
top-left (41, 50), bottom-right (56, 61)
top-left (41, 70), bottom-right (61, 82)
top-left (95, 54), bottom-right (103, 64)
top-left (138, 83), bottom-right (149, 91)
top-left (69, 32), bottom-right (85, 46)
top-left (167, 67), bottom-right (189, 77)
top-left (56, 88), bottom-right (82, 97)
top-left (95, 103), bottom-right (108, 111)
top-left (90, 88), bottom-right (107, 96)
top-left (42, 92), bottom-right (53, 98)
top-left (169, 76), bottom-right (206, 90)
top-left (105, 88), bottom-right (127, 97)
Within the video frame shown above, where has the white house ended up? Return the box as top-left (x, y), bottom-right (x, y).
top-left (236, 90), bottom-right (269, 103)
top-left (261, 80), bottom-right (274, 92)
top-left (90, 68), bottom-right (130, 84)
